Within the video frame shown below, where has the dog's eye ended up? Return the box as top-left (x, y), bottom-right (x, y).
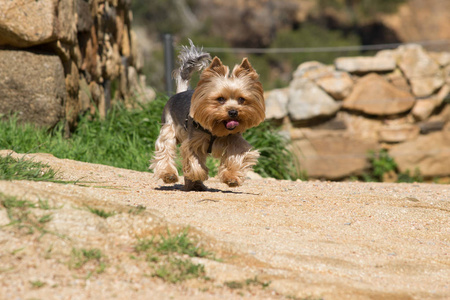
top-left (217, 97), bottom-right (226, 104)
top-left (238, 97), bottom-right (245, 104)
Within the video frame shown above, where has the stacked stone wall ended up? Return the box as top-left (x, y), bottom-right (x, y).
top-left (265, 44), bottom-right (450, 179)
top-left (0, 0), bottom-right (149, 132)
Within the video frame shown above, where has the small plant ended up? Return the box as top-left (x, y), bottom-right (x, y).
top-left (0, 193), bottom-right (53, 235)
top-left (30, 280), bottom-right (46, 288)
top-left (157, 230), bottom-right (212, 258)
top-left (69, 248), bottom-right (106, 275)
top-left (133, 228), bottom-right (213, 283)
top-left (364, 149), bottom-right (397, 182)
top-left (224, 280), bottom-right (244, 289)
top-left (153, 257), bottom-right (205, 283)
top-left (245, 276), bottom-right (271, 288)
top-left (363, 149), bottom-right (423, 183)
top-left (397, 168), bottom-right (423, 183)
top-left (128, 204), bottom-right (146, 215)
top-left (85, 206), bottom-right (116, 218)
top-left (224, 276), bottom-right (271, 290)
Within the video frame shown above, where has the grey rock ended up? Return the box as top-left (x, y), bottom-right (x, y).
top-left (288, 78), bottom-right (340, 122)
top-left (397, 44), bottom-right (444, 98)
top-left (264, 88), bottom-right (289, 120)
top-left (335, 56), bottom-right (396, 73)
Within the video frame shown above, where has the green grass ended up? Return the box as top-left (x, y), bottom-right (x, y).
top-left (85, 206), bottom-right (116, 218)
top-left (134, 229), bottom-right (213, 283)
top-left (224, 276), bottom-right (271, 290)
top-left (1, 95), bottom-right (301, 181)
top-left (0, 97), bottom-right (166, 172)
top-left (0, 154), bottom-right (57, 181)
top-left (69, 248), bottom-right (107, 275)
top-left (0, 193), bottom-right (54, 235)
top-left (30, 280), bottom-right (46, 288)
top-left (153, 257), bottom-right (206, 283)
top-left (135, 230), bottom-right (212, 259)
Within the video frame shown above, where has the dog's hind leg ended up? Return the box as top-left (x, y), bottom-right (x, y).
top-left (150, 117), bottom-right (179, 184)
top-left (180, 132), bottom-right (209, 191)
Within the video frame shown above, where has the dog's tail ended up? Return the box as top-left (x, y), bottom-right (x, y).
top-left (174, 39), bottom-right (211, 93)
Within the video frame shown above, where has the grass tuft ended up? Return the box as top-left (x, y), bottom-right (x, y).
top-left (69, 248), bottom-right (107, 275)
top-left (134, 228), bottom-right (213, 283)
top-left (0, 193), bottom-right (55, 236)
top-left (0, 154), bottom-right (57, 182)
top-left (85, 206), bottom-right (116, 218)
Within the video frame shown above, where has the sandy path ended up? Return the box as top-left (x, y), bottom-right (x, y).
top-left (0, 151), bottom-right (449, 299)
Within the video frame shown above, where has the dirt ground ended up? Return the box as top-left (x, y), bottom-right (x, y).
top-left (0, 150), bottom-right (449, 300)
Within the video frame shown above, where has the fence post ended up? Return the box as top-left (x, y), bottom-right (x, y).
top-left (163, 34), bottom-right (175, 95)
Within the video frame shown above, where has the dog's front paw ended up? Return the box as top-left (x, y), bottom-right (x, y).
top-left (225, 178), bottom-right (240, 187)
top-left (162, 173), bottom-right (178, 184)
top-left (220, 171), bottom-right (242, 188)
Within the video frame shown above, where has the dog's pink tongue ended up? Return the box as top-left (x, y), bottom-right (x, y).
top-left (226, 120), bottom-right (239, 129)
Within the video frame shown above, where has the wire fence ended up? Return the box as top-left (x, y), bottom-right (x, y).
top-left (203, 39), bottom-right (450, 54)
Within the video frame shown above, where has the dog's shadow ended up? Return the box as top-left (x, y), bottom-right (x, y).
top-left (155, 184), bottom-right (259, 195)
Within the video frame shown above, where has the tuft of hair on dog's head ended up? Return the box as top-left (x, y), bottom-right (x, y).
top-left (190, 57), bottom-right (265, 137)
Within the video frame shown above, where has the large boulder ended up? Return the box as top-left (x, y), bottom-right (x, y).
top-left (335, 56), bottom-right (396, 73)
top-left (0, 50), bottom-right (66, 128)
top-left (293, 61), bottom-right (353, 100)
top-left (397, 44), bottom-right (444, 98)
top-left (315, 71), bottom-right (354, 100)
top-left (288, 78), bottom-right (340, 123)
top-left (292, 129), bottom-right (377, 179)
top-left (389, 131), bottom-right (450, 177)
top-left (342, 73), bottom-right (415, 116)
top-left (378, 124), bottom-right (420, 143)
top-left (411, 84), bottom-right (450, 121)
top-left (0, 0), bottom-right (76, 47)
top-left (264, 88), bottom-right (289, 120)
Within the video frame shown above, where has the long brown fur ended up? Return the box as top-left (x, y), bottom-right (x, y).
top-left (151, 51), bottom-right (265, 191)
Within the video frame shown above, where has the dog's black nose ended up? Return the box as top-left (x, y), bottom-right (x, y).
top-left (228, 110), bottom-right (238, 118)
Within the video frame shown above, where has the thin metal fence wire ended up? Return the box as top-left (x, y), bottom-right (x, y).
top-left (203, 39), bottom-right (450, 54)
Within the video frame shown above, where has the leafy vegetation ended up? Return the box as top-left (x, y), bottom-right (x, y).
top-left (362, 149), bottom-right (423, 183)
top-left (244, 122), bottom-right (303, 180)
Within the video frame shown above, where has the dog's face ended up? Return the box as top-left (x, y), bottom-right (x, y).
top-left (190, 57), bottom-right (265, 137)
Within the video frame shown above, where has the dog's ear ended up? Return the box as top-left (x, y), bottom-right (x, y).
top-left (205, 56), bottom-right (228, 76)
top-left (238, 58), bottom-right (255, 72)
top-left (233, 58), bottom-right (258, 79)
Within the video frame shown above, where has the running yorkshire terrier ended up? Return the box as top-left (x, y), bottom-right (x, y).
top-left (150, 41), bottom-right (265, 191)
